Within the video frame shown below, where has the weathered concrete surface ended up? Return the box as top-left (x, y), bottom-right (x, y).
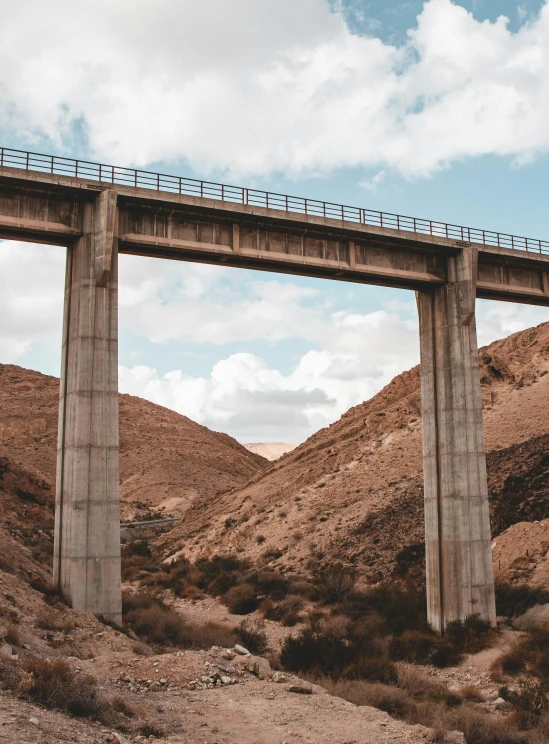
top-left (53, 190), bottom-right (121, 624)
top-left (417, 247), bottom-right (496, 633)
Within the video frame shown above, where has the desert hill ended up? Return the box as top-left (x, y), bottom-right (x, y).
top-left (0, 363), bottom-right (267, 524)
top-left (159, 322), bottom-right (549, 581)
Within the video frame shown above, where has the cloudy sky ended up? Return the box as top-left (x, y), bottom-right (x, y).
top-left (1, 0), bottom-right (549, 443)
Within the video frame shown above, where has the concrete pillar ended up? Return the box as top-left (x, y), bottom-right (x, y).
top-left (417, 246), bottom-right (496, 634)
top-left (53, 190), bottom-right (121, 624)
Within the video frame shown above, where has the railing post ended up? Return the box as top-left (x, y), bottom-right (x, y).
top-left (380, 212), bottom-right (383, 228)
top-left (75, 161), bottom-right (79, 178)
top-left (397, 215), bottom-right (400, 231)
top-left (305, 198), bottom-right (308, 215)
top-left (26, 151), bottom-right (29, 171)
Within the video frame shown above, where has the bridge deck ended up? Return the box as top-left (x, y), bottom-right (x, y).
top-left (0, 148), bottom-right (548, 305)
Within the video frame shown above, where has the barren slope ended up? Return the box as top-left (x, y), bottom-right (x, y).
top-left (161, 322), bottom-right (549, 580)
top-left (0, 364), bottom-right (266, 522)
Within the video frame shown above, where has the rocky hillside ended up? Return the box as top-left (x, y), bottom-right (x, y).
top-left (159, 322), bottom-right (549, 582)
top-left (0, 364), bottom-right (267, 525)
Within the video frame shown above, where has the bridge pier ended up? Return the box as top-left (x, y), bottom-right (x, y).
top-left (53, 190), bottom-right (122, 624)
top-left (417, 246), bottom-right (496, 633)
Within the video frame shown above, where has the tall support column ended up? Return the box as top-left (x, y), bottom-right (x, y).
top-left (53, 190), bottom-right (121, 624)
top-left (417, 247), bottom-right (496, 634)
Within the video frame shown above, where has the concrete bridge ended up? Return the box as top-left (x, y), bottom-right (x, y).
top-left (1, 147), bottom-right (548, 631)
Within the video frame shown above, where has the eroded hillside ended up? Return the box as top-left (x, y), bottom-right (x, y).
top-left (159, 322), bottom-right (549, 581)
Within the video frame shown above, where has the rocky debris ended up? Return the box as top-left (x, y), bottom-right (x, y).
top-left (234, 644), bottom-right (250, 655)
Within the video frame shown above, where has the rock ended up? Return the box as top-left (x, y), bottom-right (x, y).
top-left (234, 644), bottom-right (250, 656)
top-left (221, 675), bottom-right (234, 685)
top-left (149, 681), bottom-right (161, 692)
top-left (222, 649), bottom-right (236, 660)
top-left (288, 684), bottom-right (313, 694)
top-left (0, 626), bottom-right (7, 639)
top-left (273, 672), bottom-right (289, 683)
top-left (513, 603), bottom-right (549, 630)
top-left (494, 697), bottom-right (512, 712)
top-left (0, 643), bottom-right (13, 659)
top-left (443, 732), bottom-right (466, 744)
top-left (242, 655), bottom-right (272, 680)
top-left (29, 718), bottom-right (40, 726)
top-left (109, 734), bottom-right (130, 744)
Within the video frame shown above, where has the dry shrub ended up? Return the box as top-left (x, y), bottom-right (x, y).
top-left (235, 618), bottom-right (268, 655)
top-left (30, 578), bottom-right (64, 602)
top-left (0, 657), bottom-right (33, 696)
top-left (444, 707), bottom-right (530, 744)
top-left (444, 614), bottom-right (496, 654)
top-left (0, 656), bottom-right (113, 723)
top-left (224, 583), bottom-right (260, 615)
top-left (111, 694), bottom-right (136, 718)
top-left (122, 591), bottom-right (235, 649)
top-left (316, 674), bottom-right (533, 744)
top-left (397, 666), bottom-right (459, 706)
top-left (495, 578), bottom-right (549, 619)
top-left (318, 677), bottom-right (414, 718)
top-left (460, 685), bottom-right (484, 703)
top-left (35, 607), bottom-right (75, 633)
top-left (495, 625), bottom-right (549, 685)
top-left (139, 722), bottom-right (165, 738)
top-left (312, 562), bottom-right (358, 603)
top-left (261, 595), bottom-right (303, 626)
top-left (5, 623), bottom-right (21, 646)
top-left (280, 627), bottom-right (397, 683)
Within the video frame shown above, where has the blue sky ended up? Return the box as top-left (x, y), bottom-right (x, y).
top-left (1, 0), bottom-right (549, 442)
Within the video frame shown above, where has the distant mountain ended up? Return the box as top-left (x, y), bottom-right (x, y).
top-left (244, 442), bottom-right (298, 461)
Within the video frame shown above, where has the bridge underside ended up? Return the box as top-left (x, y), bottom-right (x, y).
top-left (1, 164), bottom-right (548, 630)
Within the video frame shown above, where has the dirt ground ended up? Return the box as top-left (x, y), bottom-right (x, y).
top-left (0, 649), bottom-right (460, 744)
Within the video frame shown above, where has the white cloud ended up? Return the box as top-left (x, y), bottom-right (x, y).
top-left (0, 241), bottom-right (65, 363)
top-left (476, 299), bottom-right (549, 346)
top-left (1, 1), bottom-right (549, 179)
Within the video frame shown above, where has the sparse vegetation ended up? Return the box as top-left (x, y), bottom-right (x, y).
top-left (494, 623), bottom-right (549, 687)
top-left (0, 655), bottom-right (118, 724)
top-left (234, 617), bottom-right (268, 655)
top-left (122, 590), bottom-right (236, 649)
top-left (495, 578), bottom-right (549, 619)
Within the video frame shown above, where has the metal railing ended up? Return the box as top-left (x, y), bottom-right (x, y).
top-left (1, 146), bottom-right (548, 255)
